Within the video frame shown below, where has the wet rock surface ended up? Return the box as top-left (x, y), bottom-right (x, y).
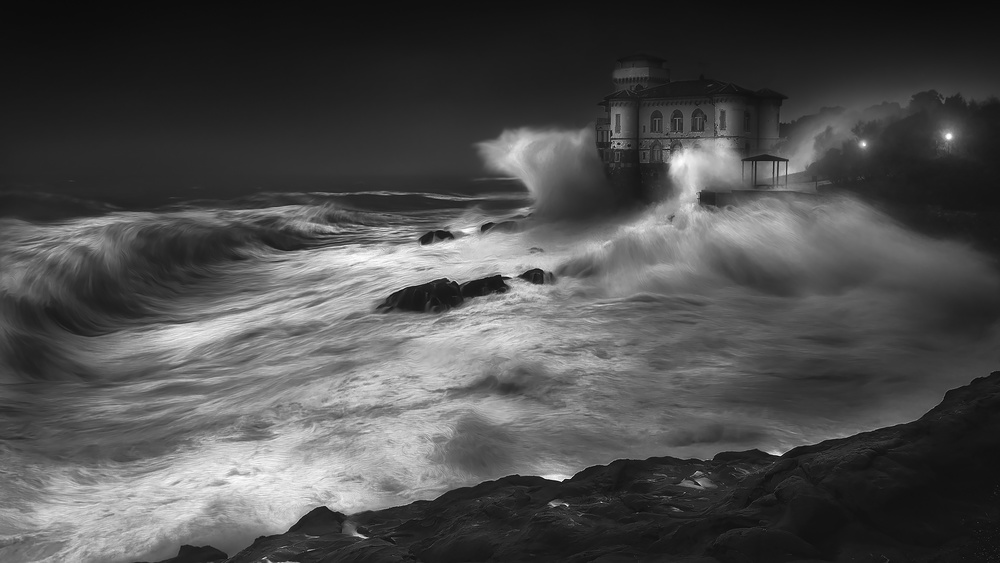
top-left (459, 275), bottom-right (510, 298)
top-left (137, 544), bottom-right (228, 563)
top-left (518, 268), bottom-right (555, 285)
top-left (143, 372), bottom-right (1000, 562)
top-left (418, 230), bottom-right (455, 245)
top-left (480, 221), bottom-right (519, 234)
top-left (377, 270), bottom-right (555, 313)
top-left (376, 278), bottom-right (464, 313)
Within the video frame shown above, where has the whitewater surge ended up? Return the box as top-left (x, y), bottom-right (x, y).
top-left (1, 134), bottom-right (999, 562)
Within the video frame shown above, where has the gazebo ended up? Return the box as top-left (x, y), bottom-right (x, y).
top-left (742, 154), bottom-right (789, 189)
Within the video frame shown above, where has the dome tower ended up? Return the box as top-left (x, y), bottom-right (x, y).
top-left (611, 54), bottom-right (670, 92)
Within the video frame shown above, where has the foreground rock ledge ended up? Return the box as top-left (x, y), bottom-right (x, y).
top-left (143, 372), bottom-right (1000, 563)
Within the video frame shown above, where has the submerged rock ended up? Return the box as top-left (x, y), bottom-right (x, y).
top-left (459, 274), bottom-right (509, 298)
top-left (480, 220), bottom-right (519, 234)
top-left (418, 230), bottom-right (455, 245)
top-left (170, 371), bottom-right (1000, 563)
top-left (376, 278), bottom-right (463, 313)
top-left (517, 268), bottom-right (555, 284)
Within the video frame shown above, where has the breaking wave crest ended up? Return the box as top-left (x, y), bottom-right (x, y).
top-left (557, 196), bottom-right (1000, 332)
top-left (0, 204), bottom-right (369, 381)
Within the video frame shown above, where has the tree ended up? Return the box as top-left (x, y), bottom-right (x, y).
top-left (908, 90), bottom-right (943, 115)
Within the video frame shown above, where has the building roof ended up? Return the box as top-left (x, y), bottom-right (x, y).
top-left (602, 78), bottom-right (786, 102)
top-left (754, 88), bottom-right (789, 100)
top-left (742, 153), bottom-right (789, 162)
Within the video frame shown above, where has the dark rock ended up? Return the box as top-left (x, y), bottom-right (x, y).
top-left (517, 268), bottom-right (555, 284)
top-left (706, 527), bottom-right (824, 563)
top-left (480, 221), bottom-right (519, 234)
top-left (286, 506), bottom-right (347, 535)
top-left (418, 230), bottom-right (454, 245)
top-left (459, 275), bottom-right (509, 298)
top-left (225, 531), bottom-right (411, 563)
top-left (140, 544), bottom-right (227, 563)
top-left (376, 278), bottom-right (463, 313)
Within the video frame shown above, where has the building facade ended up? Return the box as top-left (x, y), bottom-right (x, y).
top-left (596, 54), bottom-right (786, 201)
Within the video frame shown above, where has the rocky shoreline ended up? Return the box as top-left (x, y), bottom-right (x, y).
top-left (138, 371), bottom-right (1000, 563)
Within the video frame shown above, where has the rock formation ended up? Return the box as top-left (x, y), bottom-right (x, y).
top-left (136, 371), bottom-right (1000, 563)
top-left (418, 230), bottom-right (455, 245)
top-left (375, 278), bottom-right (463, 313)
top-left (480, 221), bottom-right (519, 234)
top-left (517, 268), bottom-right (555, 285)
top-left (377, 270), bottom-right (555, 313)
top-left (459, 275), bottom-right (510, 298)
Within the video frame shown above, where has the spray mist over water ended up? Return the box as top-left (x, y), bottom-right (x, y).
top-left (781, 102), bottom-right (904, 172)
top-left (666, 145), bottom-right (744, 206)
top-left (476, 127), bottom-right (630, 221)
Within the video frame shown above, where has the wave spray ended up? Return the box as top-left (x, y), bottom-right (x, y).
top-left (476, 126), bottom-right (633, 221)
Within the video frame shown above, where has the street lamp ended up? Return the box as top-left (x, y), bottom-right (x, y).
top-left (942, 131), bottom-right (955, 154)
top-left (859, 140), bottom-right (868, 149)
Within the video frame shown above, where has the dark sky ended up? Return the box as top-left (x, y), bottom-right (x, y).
top-left (2, 8), bottom-right (998, 180)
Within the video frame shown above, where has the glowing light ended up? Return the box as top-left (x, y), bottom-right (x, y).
top-left (859, 140), bottom-right (868, 149)
top-left (944, 132), bottom-right (954, 141)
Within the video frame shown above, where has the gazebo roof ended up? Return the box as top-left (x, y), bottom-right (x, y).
top-left (742, 154), bottom-right (789, 162)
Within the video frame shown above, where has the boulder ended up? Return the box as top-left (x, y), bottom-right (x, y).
top-left (517, 268), bottom-right (555, 285)
top-left (459, 275), bottom-right (509, 298)
top-left (286, 506), bottom-right (347, 535)
top-left (480, 221), bottom-right (519, 234)
top-left (376, 278), bottom-right (463, 313)
top-left (137, 545), bottom-right (227, 563)
top-left (418, 230), bottom-right (455, 245)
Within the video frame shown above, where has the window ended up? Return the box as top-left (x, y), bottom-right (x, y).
top-left (720, 110), bottom-right (727, 131)
top-left (614, 151), bottom-right (621, 162)
top-left (670, 110), bottom-right (683, 132)
top-left (744, 111), bottom-right (751, 133)
top-left (615, 114), bottom-right (621, 133)
top-left (651, 141), bottom-right (663, 163)
top-left (650, 110), bottom-right (663, 133)
top-left (692, 109), bottom-right (706, 132)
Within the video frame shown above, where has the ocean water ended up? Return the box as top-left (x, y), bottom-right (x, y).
top-left (2, 130), bottom-right (999, 562)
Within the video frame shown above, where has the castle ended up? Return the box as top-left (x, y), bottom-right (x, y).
top-left (595, 54), bottom-right (786, 201)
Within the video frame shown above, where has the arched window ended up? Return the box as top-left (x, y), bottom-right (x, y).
top-left (692, 109), bottom-right (706, 132)
top-left (670, 110), bottom-right (683, 132)
top-left (650, 110), bottom-right (663, 133)
top-left (670, 141), bottom-right (683, 154)
top-left (651, 141), bottom-right (663, 163)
